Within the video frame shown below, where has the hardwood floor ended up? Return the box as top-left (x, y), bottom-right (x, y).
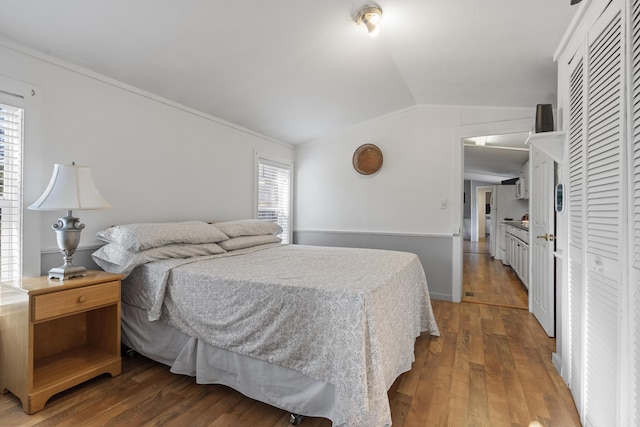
top-left (389, 300), bottom-right (580, 427)
top-left (1, 308), bottom-right (580, 426)
top-left (462, 238), bottom-right (528, 309)
top-left (0, 247), bottom-right (579, 426)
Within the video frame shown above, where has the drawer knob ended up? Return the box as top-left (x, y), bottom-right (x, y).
top-left (77, 295), bottom-right (87, 303)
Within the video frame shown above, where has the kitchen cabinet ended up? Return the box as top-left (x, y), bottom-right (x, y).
top-left (515, 161), bottom-right (529, 200)
top-left (515, 177), bottom-right (527, 200)
top-left (504, 224), bottom-right (529, 289)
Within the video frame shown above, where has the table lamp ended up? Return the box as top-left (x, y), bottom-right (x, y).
top-left (28, 163), bottom-right (111, 280)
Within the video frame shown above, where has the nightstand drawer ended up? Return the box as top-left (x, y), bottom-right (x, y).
top-left (32, 281), bottom-right (120, 322)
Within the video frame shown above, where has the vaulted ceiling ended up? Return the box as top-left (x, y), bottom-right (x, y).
top-left (0, 1), bottom-right (576, 145)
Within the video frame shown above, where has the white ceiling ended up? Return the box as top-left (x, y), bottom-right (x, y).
top-left (0, 1), bottom-right (577, 146)
top-left (463, 132), bottom-right (530, 183)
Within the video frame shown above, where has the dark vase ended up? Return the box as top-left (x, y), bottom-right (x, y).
top-left (535, 104), bottom-right (554, 133)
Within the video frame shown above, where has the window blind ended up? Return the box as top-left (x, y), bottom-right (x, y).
top-left (0, 102), bottom-right (23, 281)
top-left (257, 157), bottom-right (292, 244)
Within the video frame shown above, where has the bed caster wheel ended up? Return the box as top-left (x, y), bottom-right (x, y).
top-left (289, 413), bottom-right (304, 425)
top-left (122, 345), bottom-right (137, 358)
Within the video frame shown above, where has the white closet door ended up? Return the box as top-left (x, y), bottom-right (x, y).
top-left (584, 4), bottom-right (624, 426)
top-left (568, 48), bottom-right (586, 417)
top-left (629, 0), bottom-right (640, 425)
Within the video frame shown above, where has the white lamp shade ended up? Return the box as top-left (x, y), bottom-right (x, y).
top-left (28, 163), bottom-right (111, 211)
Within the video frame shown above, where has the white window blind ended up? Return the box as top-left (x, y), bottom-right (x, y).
top-left (256, 156), bottom-right (292, 244)
top-left (0, 102), bottom-right (23, 281)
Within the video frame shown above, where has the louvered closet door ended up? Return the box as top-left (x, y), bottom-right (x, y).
top-left (567, 47), bottom-right (586, 417)
top-left (584, 4), bottom-right (624, 426)
top-left (629, 0), bottom-right (640, 425)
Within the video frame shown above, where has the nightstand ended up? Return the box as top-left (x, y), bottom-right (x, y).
top-left (0, 270), bottom-right (124, 414)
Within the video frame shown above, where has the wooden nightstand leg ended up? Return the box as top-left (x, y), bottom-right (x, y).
top-left (24, 397), bottom-right (38, 415)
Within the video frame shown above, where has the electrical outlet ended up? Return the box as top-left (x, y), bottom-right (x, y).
top-left (440, 199), bottom-right (447, 209)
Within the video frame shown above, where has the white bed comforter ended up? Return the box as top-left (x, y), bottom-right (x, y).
top-left (121, 244), bottom-right (439, 426)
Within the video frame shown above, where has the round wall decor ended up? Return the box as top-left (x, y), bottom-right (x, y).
top-left (352, 144), bottom-right (383, 175)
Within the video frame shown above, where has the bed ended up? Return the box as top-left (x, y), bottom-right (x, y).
top-left (92, 220), bottom-right (440, 427)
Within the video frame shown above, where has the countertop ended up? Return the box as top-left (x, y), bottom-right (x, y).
top-left (502, 221), bottom-right (529, 231)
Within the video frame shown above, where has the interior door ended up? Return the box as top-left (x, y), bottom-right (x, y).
top-left (530, 144), bottom-right (555, 337)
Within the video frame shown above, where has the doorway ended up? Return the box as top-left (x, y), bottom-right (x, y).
top-left (476, 186), bottom-right (492, 241)
top-left (454, 120), bottom-right (531, 308)
top-left (462, 173), bottom-right (528, 309)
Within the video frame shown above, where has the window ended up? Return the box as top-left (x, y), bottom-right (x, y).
top-left (0, 101), bottom-right (23, 281)
top-left (255, 153), bottom-right (292, 244)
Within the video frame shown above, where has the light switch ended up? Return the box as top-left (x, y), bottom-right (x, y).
top-left (440, 199), bottom-right (447, 209)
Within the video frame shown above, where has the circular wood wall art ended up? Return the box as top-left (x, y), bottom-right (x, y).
top-left (353, 144), bottom-right (383, 175)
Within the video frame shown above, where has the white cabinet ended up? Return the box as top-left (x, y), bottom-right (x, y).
top-left (515, 178), bottom-right (526, 199)
top-left (516, 161), bottom-right (529, 200)
top-left (505, 233), bottom-right (515, 266)
top-left (496, 223), bottom-right (506, 261)
top-left (520, 243), bottom-right (529, 289)
top-left (504, 225), bottom-right (529, 289)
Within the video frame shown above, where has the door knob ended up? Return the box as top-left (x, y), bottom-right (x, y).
top-left (536, 233), bottom-right (556, 241)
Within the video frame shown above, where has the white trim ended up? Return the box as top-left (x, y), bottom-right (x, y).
top-left (0, 74), bottom-right (42, 278)
top-left (554, 0), bottom-right (592, 62)
top-left (40, 244), bottom-right (103, 255)
top-left (294, 229), bottom-right (453, 238)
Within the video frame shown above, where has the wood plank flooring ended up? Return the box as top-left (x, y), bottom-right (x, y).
top-left (462, 238), bottom-right (528, 309)
top-left (0, 246), bottom-right (580, 426)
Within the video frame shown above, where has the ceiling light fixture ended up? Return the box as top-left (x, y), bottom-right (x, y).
top-left (355, 4), bottom-right (383, 37)
top-left (475, 136), bottom-right (487, 146)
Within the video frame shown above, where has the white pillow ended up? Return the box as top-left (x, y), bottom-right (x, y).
top-left (213, 219), bottom-right (282, 237)
top-left (92, 242), bottom-right (226, 277)
top-left (97, 221), bottom-right (229, 252)
top-left (218, 234), bottom-right (282, 251)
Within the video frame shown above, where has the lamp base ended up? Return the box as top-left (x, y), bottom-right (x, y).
top-left (49, 211), bottom-right (87, 280)
top-left (48, 264), bottom-right (87, 280)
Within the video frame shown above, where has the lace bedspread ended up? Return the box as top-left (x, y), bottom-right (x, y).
top-left (122, 244), bottom-right (439, 426)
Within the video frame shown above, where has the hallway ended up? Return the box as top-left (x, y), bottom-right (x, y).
top-left (462, 238), bottom-right (528, 309)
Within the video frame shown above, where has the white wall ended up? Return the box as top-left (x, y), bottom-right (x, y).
top-left (295, 106), bottom-right (534, 299)
top-left (0, 40), bottom-right (293, 273)
top-left (295, 106), bottom-right (531, 234)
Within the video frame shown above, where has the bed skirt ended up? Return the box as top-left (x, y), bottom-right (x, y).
top-left (121, 302), bottom-right (337, 422)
